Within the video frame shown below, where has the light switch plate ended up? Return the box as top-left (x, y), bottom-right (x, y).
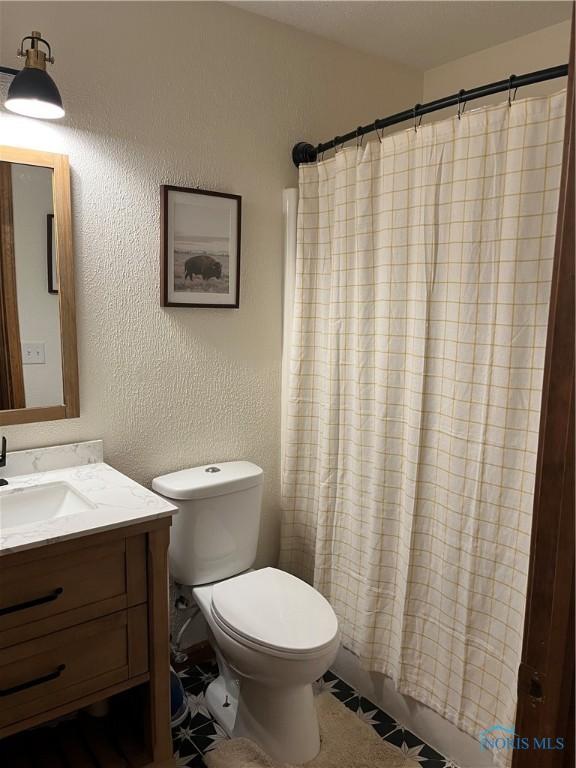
top-left (22, 342), bottom-right (46, 365)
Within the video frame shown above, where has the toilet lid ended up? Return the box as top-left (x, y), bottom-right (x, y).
top-left (211, 568), bottom-right (338, 655)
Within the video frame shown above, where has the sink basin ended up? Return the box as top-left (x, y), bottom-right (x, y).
top-left (0, 481), bottom-right (97, 530)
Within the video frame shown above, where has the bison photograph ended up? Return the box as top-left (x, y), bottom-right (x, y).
top-left (173, 248), bottom-right (229, 295)
top-left (184, 253), bottom-right (222, 282)
top-left (161, 185), bottom-right (240, 308)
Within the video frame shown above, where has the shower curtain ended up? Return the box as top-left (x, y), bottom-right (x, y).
top-left (281, 92), bottom-right (566, 751)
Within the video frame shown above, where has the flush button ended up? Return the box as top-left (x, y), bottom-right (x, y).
top-left (205, 466), bottom-right (221, 473)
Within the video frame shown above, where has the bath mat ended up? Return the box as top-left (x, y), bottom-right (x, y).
top-left (203, 692), bottom-right (419, 768)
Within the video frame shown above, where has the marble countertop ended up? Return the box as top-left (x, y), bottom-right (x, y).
top-left (0, 461), bottom-right (177, 556)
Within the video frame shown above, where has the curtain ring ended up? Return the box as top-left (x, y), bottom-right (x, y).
top-left (375, 121), bottom-right (383, 143)
top-left (413, 104), bottom-right (422, 132)
top-left (508, 75), bottom-right (517, 107)
top-left (356, 127), bottom-right (364, 148)
top-left (457, 89), bottom-right (466, 120)
top-left (334, 136), bottom-right (340, 154)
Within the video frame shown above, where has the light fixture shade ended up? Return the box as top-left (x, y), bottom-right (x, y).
top-left (5, 66), bottom-right (64, 119)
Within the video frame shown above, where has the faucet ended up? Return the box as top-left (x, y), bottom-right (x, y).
top-left (0, 436), bottom-right (8, 486)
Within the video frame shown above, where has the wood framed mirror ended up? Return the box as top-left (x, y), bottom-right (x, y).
top-left (0, 146), bottom-right (78, 425)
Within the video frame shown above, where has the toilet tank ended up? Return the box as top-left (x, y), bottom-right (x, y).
top-left (152, 461), bottom-right (263, 586)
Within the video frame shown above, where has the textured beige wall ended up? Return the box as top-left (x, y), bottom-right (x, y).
top-left (423, 21), bottom-right (571, 121)
top-left (0, 2), bottom-right (420, 566)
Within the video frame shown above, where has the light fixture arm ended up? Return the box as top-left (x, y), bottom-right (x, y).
top-left (17, 31), bottom-right (55, 69)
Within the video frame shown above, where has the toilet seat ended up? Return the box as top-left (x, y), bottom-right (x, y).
top-left (210, 567), bottom-right (338, 659)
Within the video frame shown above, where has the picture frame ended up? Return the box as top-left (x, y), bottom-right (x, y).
top-left (46, 213), bottom-right (58, 294)
top-left (160, 185), bottom-right (241, 308)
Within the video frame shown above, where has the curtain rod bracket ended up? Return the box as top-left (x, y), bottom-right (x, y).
top-left (292, 142), bottom-right (318, 166)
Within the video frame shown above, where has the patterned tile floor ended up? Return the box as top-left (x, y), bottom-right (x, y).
top-left (171, 660), bottom-right (458, 767)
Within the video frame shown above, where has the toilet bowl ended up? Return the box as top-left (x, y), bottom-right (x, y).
top-left (152, 462), bottom-right (340, 764)
top-left (194, 568), bottom-right (339, 764)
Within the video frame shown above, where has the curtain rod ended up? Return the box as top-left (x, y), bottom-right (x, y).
top-left (292, 64), bottom-right (569, 166)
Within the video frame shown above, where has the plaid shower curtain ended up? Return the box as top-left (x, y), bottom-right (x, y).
top-left (281, 91), bottom-right (566, 761)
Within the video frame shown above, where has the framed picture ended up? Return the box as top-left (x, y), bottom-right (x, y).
top-left (46, 213), bottom-right (58, 294)
top-left (160, 185), bottom-right (241, 308)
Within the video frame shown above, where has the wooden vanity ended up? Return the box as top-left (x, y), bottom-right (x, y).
top-left (0, 141), bottom-right (176, 765)
top-left (0, 516), bottom-right (175, 768)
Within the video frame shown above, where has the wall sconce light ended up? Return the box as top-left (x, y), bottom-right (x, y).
top-left (1, 31), bottom-right (64, 120)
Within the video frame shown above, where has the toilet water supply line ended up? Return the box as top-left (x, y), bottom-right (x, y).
top-left (172, 595), bottom-right (201, 662)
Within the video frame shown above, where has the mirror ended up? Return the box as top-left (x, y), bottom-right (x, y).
top-left (0, 147), bottom-right (78, 425)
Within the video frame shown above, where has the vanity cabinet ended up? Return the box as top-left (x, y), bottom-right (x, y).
top-left (0, 517), bottom-right (174, 768)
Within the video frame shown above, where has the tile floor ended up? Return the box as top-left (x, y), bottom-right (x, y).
top-left (171, 660), bottom-right (458, 767)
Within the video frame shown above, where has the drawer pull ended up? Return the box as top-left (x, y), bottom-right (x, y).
top-left (0, 587), bottom-right (64, 617)
top-left (0, 664), bottom-right (66, 697)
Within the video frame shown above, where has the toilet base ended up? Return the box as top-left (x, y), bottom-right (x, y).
top-left (233, 679), bottom-right (320, 764)
top-left (205, 675), bottom-right (238, 736)
top-left (205, 673), bottom-right (321, 765)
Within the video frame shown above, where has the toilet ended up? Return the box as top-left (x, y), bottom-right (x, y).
top-left (152, 461), bottom-right (339, 764)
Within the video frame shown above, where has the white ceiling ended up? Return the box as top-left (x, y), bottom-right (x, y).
top-left (231, 1), bottom-right (571, 71)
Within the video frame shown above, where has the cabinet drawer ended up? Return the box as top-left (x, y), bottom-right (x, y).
top-left (0, 536), bottom-right (147, 647)
top-left (0, 609), bottom-right (148, 729)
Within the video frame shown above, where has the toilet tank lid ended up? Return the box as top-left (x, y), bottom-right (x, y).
top-left (152, 461), bottom-right (263, 500)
